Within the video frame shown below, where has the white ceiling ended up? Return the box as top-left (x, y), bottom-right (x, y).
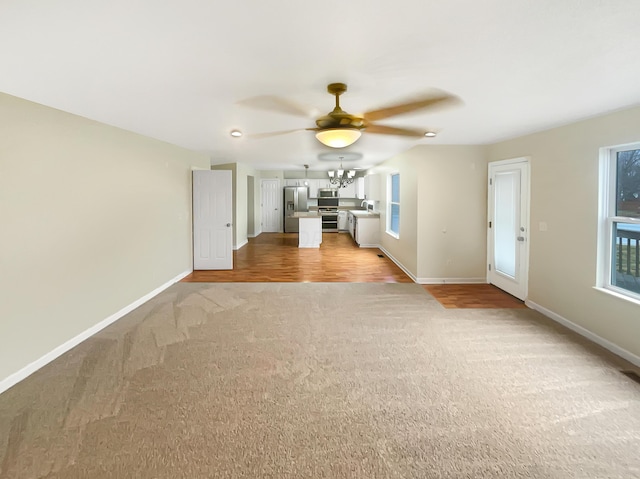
top-left (2, 0), bottom-right (639, 172)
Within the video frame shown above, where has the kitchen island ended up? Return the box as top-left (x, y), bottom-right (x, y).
top-left (293, 212), bottom-right (322, 248)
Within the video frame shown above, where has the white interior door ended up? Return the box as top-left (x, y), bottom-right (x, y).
top-left (261, 179), bottom-right (280, 232)
top-left (193, 170), bottom-right (233, 270)
top-left (487, 158), bottom-right (530, 300)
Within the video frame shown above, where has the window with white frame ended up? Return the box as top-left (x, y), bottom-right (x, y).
top-left (600, 144), bottom-right (640, 300)
top-left (387, 173), bottom-right (400, 238)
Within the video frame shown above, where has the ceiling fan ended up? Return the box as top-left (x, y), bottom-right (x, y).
top-left (240, 82), bottom-right (460, 148)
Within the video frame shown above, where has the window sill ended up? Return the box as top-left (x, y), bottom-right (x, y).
top-left (386, 230), bottom-right (399, 240)
top-left (593, 286), bottom-right (640, 307)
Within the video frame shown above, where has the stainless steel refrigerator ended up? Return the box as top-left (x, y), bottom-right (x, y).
top-left (283, 186), bottom-right (309, 233)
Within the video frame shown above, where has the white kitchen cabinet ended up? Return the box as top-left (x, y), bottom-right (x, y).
top-left (355, 216), bottom-right (380, 247)
top-left (287, 179), bottom-right (334, 197)
top-left (348, 212), bottom-right (379, 247)
top-left (355, 177), bottom-right (365, 199)
top-left (364, 174), bottom-right (380, 201)
top-left (285, 178), bottom-right (312, 187)
top-left (307, 179), bottom-right (319, 197)
top-left (338, 181), bottom-right (356, 198)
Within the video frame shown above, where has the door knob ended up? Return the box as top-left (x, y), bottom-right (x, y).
top-left (226, 223), bottom-right (231, 227)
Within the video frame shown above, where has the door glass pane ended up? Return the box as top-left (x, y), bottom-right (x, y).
top-left (494, 171), bottom-right (519, 278)
top-left (611, 222), bottom-right (640, 296)
top-left (616, 149), bottom-right (640, 219)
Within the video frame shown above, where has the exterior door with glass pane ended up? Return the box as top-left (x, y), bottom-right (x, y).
top-left (487, 158), bottom-right (530, 300)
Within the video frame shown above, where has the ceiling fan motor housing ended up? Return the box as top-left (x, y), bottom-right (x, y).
top-left (316, 83), bottom-right (366, 130)
top-left (315, 113), bottom-right (365, 130)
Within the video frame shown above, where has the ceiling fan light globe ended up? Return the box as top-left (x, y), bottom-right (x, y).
top-left (315, 129), bottom-right (361, 148)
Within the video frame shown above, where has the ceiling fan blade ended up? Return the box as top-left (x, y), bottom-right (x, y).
top-left (248, 129), bottom-right (305, 139)
top-left (363, 91), bottom-right (460, 122)
top-left (237, 95), bottom-right (317, 118)
top-left (365, 124), bottom-right (426, 137)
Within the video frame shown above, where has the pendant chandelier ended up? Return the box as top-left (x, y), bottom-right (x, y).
top-left (327, 157), bottom-right (356, 188)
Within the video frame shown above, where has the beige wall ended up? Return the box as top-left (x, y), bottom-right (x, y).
top-left (370, 155), bottom-right (419, 276)
top-left (372, 145), bottom-right (489, 281)
top-left (0, 93), bottom-right (209, 383)
top-left (414, 145), bottom-right (489, 281)
top-left (259, 170), bottom-right (284, 180)
top-left (487, 105), bottom-right (640, 359)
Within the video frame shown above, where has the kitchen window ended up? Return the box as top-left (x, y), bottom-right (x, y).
top-left (387, 173), bottom-right (400, 238)
top-left (598, 144), bottom-right (640, 301)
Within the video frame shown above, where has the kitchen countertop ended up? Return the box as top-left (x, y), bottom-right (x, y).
top-left (348, 210), bottom-right (380, 218)
top-left (292, 211), bottom-right (321, 218)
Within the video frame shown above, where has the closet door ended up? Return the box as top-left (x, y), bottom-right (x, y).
top-left (193, 170), bottom-right (233, 270)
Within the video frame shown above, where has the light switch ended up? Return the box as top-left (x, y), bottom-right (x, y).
top-left (539, 221), bottom-right (548, 232)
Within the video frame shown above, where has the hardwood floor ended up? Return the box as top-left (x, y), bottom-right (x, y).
top-left (183, 233), bottom-right (527, 309)
top-left (182, 232), bottom-right (413, 283)
top-left (424, 283), bottom-right (527, 309)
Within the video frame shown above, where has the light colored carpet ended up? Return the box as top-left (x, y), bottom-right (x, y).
top-left (1, 283), bottom-right (639, 478)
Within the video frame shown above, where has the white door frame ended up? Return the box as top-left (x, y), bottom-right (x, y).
top-left (487, 157), bottom-right (530, 300)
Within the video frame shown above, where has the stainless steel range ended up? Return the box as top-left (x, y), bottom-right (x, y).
top-left (318, 198), bottom-right (339, 232)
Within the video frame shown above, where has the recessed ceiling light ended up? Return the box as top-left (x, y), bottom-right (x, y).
top-left (424, 131), bottom-right (436, 137)
top-left (230, 129), bottom-right (242, 137)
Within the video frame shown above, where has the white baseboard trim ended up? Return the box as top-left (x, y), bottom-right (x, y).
top-left (234, 239), bottom-right (248, 250)
top-left (378, 246), bottom-right (418, 283)
top-left (417, 277), bottom-right (487, 284)
top-left (0, 270), bottom-right (191, 396)
top-left (376, 247), bottom-right (487, 285)
top-left (247, 230), bottom-right (262, 239)
top-left (526, 300), bottom-right (640, 368)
